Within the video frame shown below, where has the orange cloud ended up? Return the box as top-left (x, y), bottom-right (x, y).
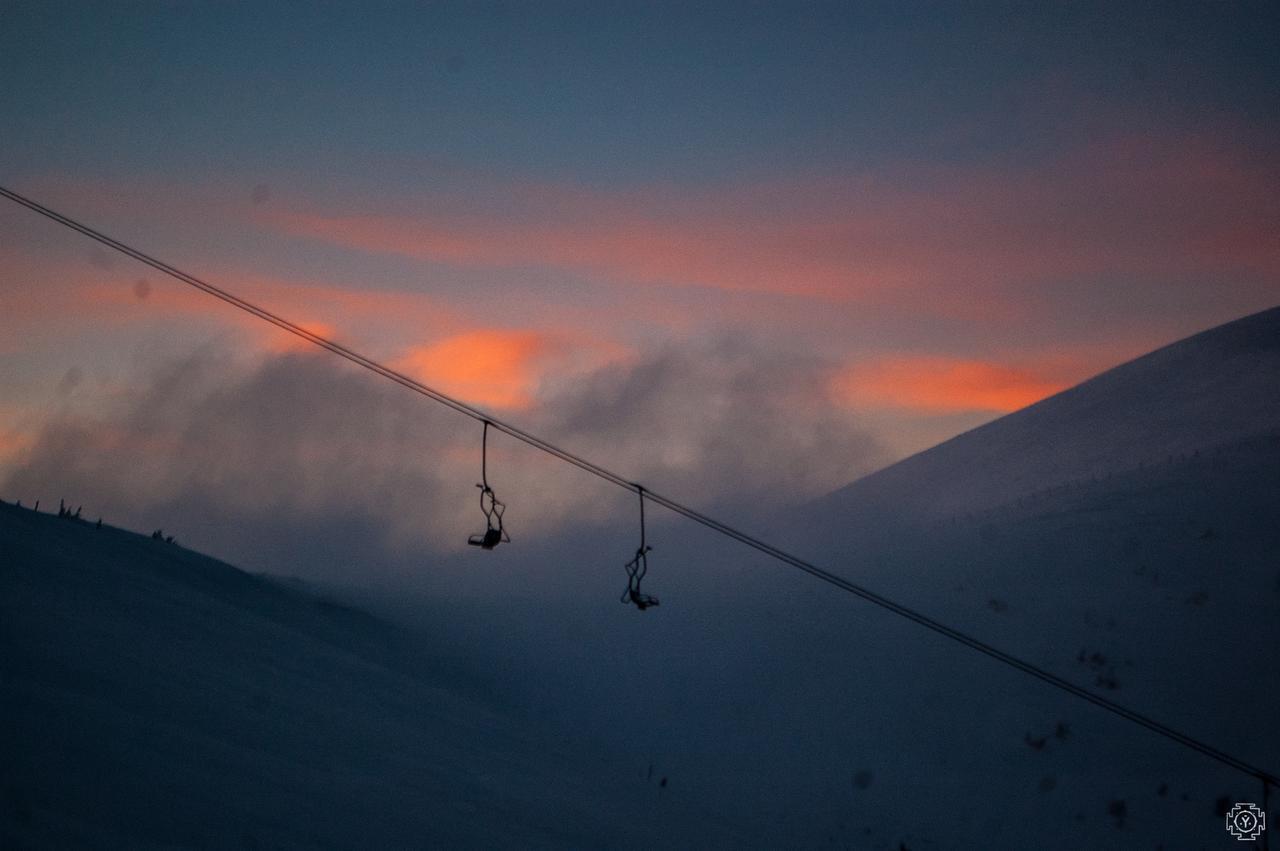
top-left (0, 429), bottom-right (32, 457)
top-left (0, 249), bottom-right (467, 357)
top-left (394, 329), bottom-right (554, 410)
top-left (261, 129), bottom-right (1280, 322)
top-left (0, 237), bottom-right (631, 413)
top-left (832, 356), bottom-right (1066, 414)
top-left (79, 272), bottom-right (460, 326)
top-left (266, 207), bottom-right (852, 299)
top-left (259, 320), bottom-right (340, 354)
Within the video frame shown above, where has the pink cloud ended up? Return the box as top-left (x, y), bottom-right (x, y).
top-left (5, 128), bottom-right (1275, 441)
top-left (0, 429), bottom-right (32, 458)
top-left (261, 130), bottom-right (1280, 321)
top-left (831, 356), bottom-right (1067, 414)
top-left (393, 329), bottom-right (553, 410)
top-left (0, 244), bottom-right (469, 355)
top-left (392, 328), bottom-right (633, 411)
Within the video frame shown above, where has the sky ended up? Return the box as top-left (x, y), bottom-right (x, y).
top-left (2, 1), bottom-right (1278, 573)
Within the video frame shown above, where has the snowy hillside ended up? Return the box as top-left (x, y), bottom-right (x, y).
top-left (736, 306), bottom-right (1280, 847)
top-left (464, 306), bottom-right (1280, 849)
top-left (3, 307), bottom-right (1278, 850)
top-left (0, 501), bottom-right (736, 849)
top-left (813, 305), bottom-right (1280, 522)
top-left (779, 309), bottom-right (1280, 733)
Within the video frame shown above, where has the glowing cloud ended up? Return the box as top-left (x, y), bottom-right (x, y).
top-left (0, 429), bottom-right (32, 458)
top-left (394, 329), bottom-right (554, 410)
top-left (832, 357), bottom-right (1066, 414)
top-left (263, 130), bottom-right (1280, 317)
top-left (259, 321), bottom-right (340, 354)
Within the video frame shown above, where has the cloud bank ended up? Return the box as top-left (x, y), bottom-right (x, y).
top-left (3, 339), bottom-right (884, 590)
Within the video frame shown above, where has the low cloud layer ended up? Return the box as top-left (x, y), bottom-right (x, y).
top-left (3, 339), bottom-right (884, 590)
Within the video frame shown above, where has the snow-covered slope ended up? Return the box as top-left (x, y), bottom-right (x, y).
top-left (780, 307), bottom-right (1280, 764)
top-left (4, 307), bottom-right (1277, 850)
top-left (815, 305), bottom-right (1280, 522)
top-left (0, 501), bottom-right (735, 849)
top-left (724, 306), bottom-right (1280, 847)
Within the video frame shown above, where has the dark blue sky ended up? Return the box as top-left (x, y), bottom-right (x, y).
top-left (4, 2), bottom-right (1276, 185)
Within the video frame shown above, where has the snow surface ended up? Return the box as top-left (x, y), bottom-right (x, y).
top-left (0, 503), bottom-right (743, 848)
top-left (3, 306), bottom-right (1279, 849)
top-left (813, 305), bottom-right (1280, 522)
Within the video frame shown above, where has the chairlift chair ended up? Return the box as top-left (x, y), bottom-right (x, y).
top-left (467, 421), bottom-right (510, 550)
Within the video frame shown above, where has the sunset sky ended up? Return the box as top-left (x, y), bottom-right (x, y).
top-left (2, 2), bottom-right (1278, 560)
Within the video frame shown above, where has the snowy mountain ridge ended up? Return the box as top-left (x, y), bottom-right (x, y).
top-left (817, 305), bottom-right (1280, 521)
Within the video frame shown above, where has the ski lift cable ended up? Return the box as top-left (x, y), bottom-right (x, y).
top-left (2, 184), bottom-right (1274, 789)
